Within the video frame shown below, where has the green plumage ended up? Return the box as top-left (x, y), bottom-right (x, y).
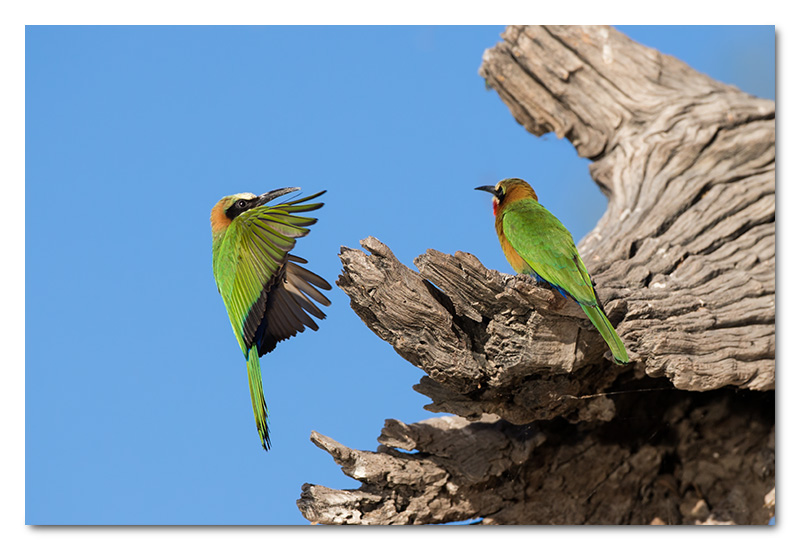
top-left (245, 346), bottom-right (267, 451)
top-left (211, 189), bottom-right (330, 450)
top-left (502, 199), bottom-right (597, 303)
top-left (478, 178), bottom-right (629, 364)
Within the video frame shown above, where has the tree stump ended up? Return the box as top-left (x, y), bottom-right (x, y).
top-left (297, 25), bottom-right (775, 525)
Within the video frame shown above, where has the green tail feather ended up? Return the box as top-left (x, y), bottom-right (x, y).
top-left (246, 347), bottom-right (271, 451)
top-left (580, 304), bottom-right (629, 365)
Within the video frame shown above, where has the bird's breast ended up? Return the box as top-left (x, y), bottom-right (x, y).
top-left (495, 213), bottom-right (530, 274)
top-left (500, 235), bottom-right (530, 274)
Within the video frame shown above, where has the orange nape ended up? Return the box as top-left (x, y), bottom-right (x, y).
top-left (210, 199), bottom-right (233, 234)
top-left (502, 182), bottom-right (538, 204)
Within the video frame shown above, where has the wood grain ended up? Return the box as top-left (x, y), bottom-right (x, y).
top-left (298, 25), bottom-right (775, 525)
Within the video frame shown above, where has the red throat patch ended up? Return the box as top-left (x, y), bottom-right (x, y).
top-left (492, 198), bottom-right (499, 217)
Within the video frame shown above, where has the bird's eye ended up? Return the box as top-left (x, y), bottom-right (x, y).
top-left (236, 200), bottom-right (247, 209)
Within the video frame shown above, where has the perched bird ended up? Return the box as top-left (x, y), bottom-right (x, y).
top-left (210, 187), bottom-right (331, 451)
top-left (476, 178), bottom-right (629, 364)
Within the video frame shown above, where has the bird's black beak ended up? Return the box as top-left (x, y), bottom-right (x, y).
top-left (475, 185), bottom-right (498, 197)
top-left (257, 187), bottom-right (300, 206)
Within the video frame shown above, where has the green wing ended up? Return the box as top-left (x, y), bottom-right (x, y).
top-left (502, 199), bottom-right (629, 364)
top-left (214, 191), bottom-right (330, 356)
top-left (502, 199), bottom-right (597, 306)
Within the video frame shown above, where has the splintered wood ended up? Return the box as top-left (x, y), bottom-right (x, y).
top-left (298, 25), bottom-right (774, 525)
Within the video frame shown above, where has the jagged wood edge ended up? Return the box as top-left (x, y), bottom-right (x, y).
top-left (298, 25), bottom-right (775, 525)
top-left (480, 25), bottom-right (774, 391)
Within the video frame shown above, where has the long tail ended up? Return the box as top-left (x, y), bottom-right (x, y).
top-left (579, 304), bottom-right (629, 365)
top-left (246, 346), bottom-right (271, 451)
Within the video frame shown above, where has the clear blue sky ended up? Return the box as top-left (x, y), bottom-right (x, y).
top-left (25, 25), bottom-right (774, 525)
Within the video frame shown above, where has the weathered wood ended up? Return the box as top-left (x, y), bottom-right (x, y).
top-left (299, 391), bottom-right (774, 525)
top-left (334, 238), bottom-right (625, 424)
top-left (480, 25), bottom-right (775, 392)
top-left (298, 25), bottom-right (775, 525)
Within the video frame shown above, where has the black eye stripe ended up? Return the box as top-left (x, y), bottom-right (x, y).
top-left (225, 198), bottom-right (254, 220)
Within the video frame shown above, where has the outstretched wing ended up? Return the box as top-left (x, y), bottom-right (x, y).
top-left (502, 199), bottom-right (597, 306)
top-left (216, 191), bottom-right (331, 356)
top-left (250, 254), bottom-right (331, 355)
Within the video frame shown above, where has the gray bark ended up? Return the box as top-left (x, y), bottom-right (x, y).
top-left (297, 25), bottom-right (775, 525)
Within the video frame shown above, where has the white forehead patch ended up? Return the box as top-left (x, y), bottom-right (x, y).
top-left (231, 192), bottom-right (257, 200)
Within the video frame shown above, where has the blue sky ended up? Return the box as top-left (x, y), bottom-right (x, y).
top-left (25, 25), bottom-right (775, 525)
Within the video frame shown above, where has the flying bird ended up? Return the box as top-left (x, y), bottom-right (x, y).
top-left (210, 187), bottom-right (331, 451)
top-left (476, 178), bottom-right (629, 364)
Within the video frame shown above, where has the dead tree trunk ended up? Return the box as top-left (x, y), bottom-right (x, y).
top-left (297, 25), bottom-right (775, 525)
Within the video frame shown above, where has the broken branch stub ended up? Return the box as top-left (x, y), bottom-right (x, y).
top-left (298, 25), bottom-right (774, 525)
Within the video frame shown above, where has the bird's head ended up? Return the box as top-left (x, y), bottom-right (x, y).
top-left (475, 178), bottom-right (538, 216)
top-left (210, 187), bottom-right (300, 233)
